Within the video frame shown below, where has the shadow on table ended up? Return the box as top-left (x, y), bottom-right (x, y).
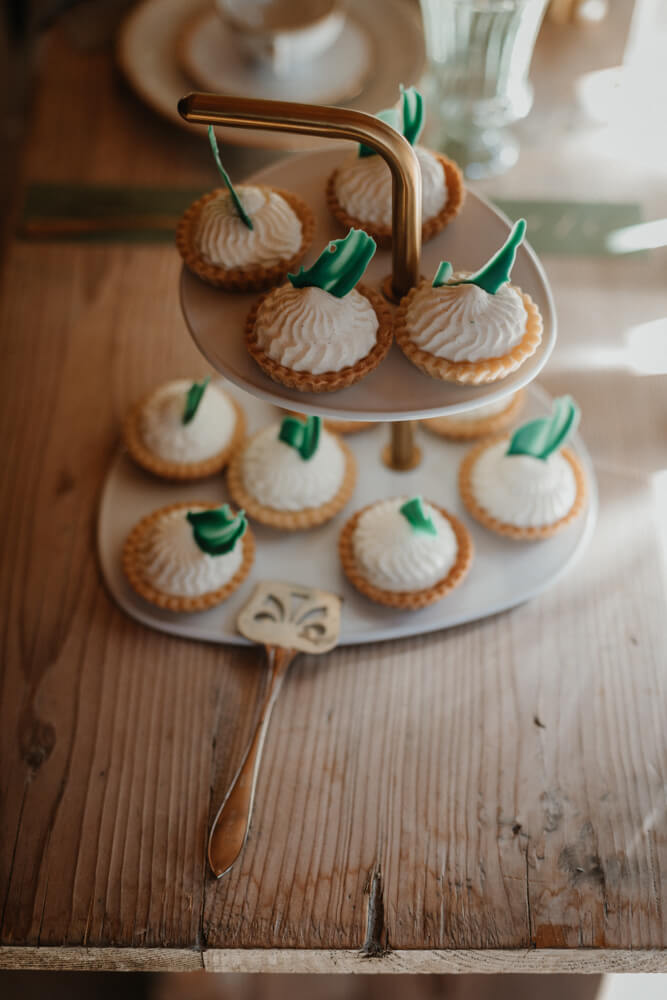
top-left (0, 970), bottom-right (604, 999)
top-left (157, 972), bottom-right (603, 1000)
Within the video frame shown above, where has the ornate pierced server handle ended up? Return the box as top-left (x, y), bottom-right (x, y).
top-left (207, 644), bottom-right (296, 878)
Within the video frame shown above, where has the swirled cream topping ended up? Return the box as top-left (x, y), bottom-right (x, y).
top-left (142, 507), bottom-right (243, 597)
top-left (140, 380), bottom-right (236, 463)
top-left (471, 439), bottom-right (577, 527)
top-left (334, 146), bottom-right (447, 228)
top-left (405, 276), bottom-right (528, 362)
top-left (254, 285), bottom-right (379, 374)
top-left (353, 498), bottom-right (457, 592)
top-left (195, 186), bottom-right (302, 268)
top-left (241, 423), bottom-right (345, 511)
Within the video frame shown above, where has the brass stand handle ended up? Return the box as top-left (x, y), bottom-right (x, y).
top-left (179, 93), bottom-right (423, 469)
top-left (207, 644), bottom-right (296, 879)
top-left (178, 93), bottom-right (421, 299)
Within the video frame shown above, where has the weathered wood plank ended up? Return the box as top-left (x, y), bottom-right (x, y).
top-left (1, 22), bottom-right (666, 965)
top-left (0, 946), bottom-right (664, 974)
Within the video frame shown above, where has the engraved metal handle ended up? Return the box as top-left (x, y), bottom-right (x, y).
top-left (207, 644), bottom-right (296, 879)
top-left (177, 93), bottom-right (422, 299)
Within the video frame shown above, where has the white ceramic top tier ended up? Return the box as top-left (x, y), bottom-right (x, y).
top-left (180, 148), bottom-right (555, 421)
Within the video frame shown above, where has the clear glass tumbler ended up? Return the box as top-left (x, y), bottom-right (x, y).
top-left (419, 0), bottom-right (549, 178)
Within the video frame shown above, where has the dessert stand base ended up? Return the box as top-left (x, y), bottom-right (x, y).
top-left (97, 381), bottom-right (597, 648)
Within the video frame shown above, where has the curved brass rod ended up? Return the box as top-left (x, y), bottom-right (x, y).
top-left (178, 94), bottom-right (422, 298)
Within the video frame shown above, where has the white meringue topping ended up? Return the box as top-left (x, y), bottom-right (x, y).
top-left (142, 507), bottom-right (243, 597)
top-left (195, 186), bottom-right (302, 268)
top-left (353, 498), bottom-right (458, 592)
top-left (253, 285), bottom-right (379, 374)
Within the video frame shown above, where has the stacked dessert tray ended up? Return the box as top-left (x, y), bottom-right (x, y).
top-left (98, 100), bottom-right (598, 646)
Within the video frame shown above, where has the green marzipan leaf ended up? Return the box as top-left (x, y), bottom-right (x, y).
top-left (182, 375), bottom-right (210, 425)
top-left (187, 504), bottom-right (247, 556)
top-left (288, 229), bottom-right (376, 298)
top-left (359, 86), bottom-right (424, 156)
top-left (358, 107), bottom-right (401, 157)
top-left (506, 395), bottom-right (580, 461)
top-left (399, 497), bottom-right (437, 535)
top-left (434, 219), bottom-right (526, 294)
top-left (207, 126), bottom-right (253, 230)
top-left (400, 84), bottom-right (424, 146)
top-left (432, 261), bottom-right (453, 287)
top-left (278, 415), bottom-right (322, 460)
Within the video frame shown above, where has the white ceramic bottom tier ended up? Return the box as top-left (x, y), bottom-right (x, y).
top-left (98, 381), bottom-right (597, 647)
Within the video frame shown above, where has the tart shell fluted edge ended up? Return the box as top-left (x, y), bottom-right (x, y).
top-left (326, 153), bottom-right (465, 249)
top-left (123, 394), bottom-right (246, 481)
top-left (339, 502), bottom-right (474, 609)
top-left (122, 501), bottom-right (255, 612)
top-left (394, 283), bottom-right (543, 385)
top-left (245, 284), bottom-right (393, 393)
top-left (422, 389), bottom-right (525, 440)
top-left (227, 435), bottom-right (357, 531)
top-left (176, 187), bottom-right (316, 292)
top-left (458, 440), bottom-right (587, 540)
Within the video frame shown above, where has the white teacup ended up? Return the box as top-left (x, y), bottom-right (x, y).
top-left (216, 0), bottom-right (345, 77)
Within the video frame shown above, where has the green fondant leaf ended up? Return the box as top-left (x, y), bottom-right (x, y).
top-left (358, 86), bottom-right (424, 156)
top-left (432, 261), bottom-right (453, 287)
top-left (399, 497), bottom-right (437, 535)
top-left (436, 219), bottom-right (526, 295)
top-left (278, 414), bottom-right (322, 461)
top-left (288, 229), bottom-right (376, 298)
top-left (506, 395), bottom-right (580, 461)
top-left (187, 504), bottom-right (247, 556)
top-left (400, 84), bottom-right (424, 146)
top-left (207, 126), bottom-right (253, 230)
top-left (358, 107), bottom-right (401, 157)
top-left (182, 375), bottom-right (210, 425)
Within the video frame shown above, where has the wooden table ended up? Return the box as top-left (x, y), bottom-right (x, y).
top-left (1, 9), bottom-right (666, 974)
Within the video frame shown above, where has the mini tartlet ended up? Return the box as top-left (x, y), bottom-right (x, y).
top-left (459, 396), bottom-right (587, 540)
top-left (228, 414), bottom-right (356, 530)
top-left (176, 127), bottom-right (314, 291)
top-left (123, 376), bottom-right (245, 480)
top-left (122, 502), bottom-right (254, 612)
top-left (246, 229), bottom-right (392, 393)
top-left (422, 389), bottom-right (525, 441)
top-left (339, 496), bottom-right (473, 609)
top-left (395, 220), bottom-right (543, 385)
top-left (327, 86), bottom-right (464, 248)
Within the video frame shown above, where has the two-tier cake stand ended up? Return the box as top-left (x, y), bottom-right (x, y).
top-left (97, 94), bottom-right (597, 645)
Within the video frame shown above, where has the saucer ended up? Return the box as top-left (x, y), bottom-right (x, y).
top-left (179, 6), bottom-right (371, 106)
top-left (117, 0), bottom-right (425, 150)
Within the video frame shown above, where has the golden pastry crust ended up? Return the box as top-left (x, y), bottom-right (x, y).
top-left (326, 153), bottom-right (465, 249)
top-left (227, 434), bottom-right (357, 531)
top-left (123, 390), bottom-right (245, 481)
top-left (175, 186), bottom-right (315, 291)
top-left (459, 439), bottom-right (587, 540)
top-left (284, 410), bottom-right (373, 434)
top-left (339, 502), bottom-right (473, 609)
top-left (394, 282), bottom-right (543, 385)
top-left (122, 501), bottom-right (255, 612)
top-left (422, 389), bottom-right (525, 441)
top-left (245, 283), bottom-right (393, 393)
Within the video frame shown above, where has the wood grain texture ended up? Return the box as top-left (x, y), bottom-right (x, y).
top-left (1, 23), bottom-right (667, 970)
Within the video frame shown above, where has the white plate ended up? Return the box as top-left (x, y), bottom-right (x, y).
top-left (116, 0), bottom-right (424, 150)
top-left (180, 8), bottom-right (371, 106)
top-left (181, 149), bottom-right (556, 421)
top-left (98, 382), bottom-right (596, 647)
